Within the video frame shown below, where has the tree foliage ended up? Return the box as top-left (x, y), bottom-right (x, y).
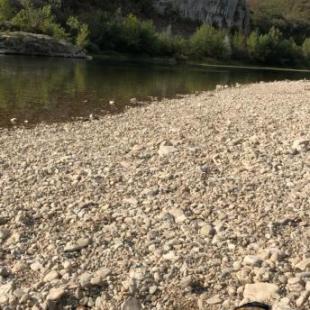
top-left (0, 0), bottom-right (309, 66)
top-left (190, 25), bottom-right (226, 58)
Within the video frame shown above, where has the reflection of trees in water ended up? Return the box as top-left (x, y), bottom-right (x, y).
top-left (0, 56), bottom-right (307, 126)
top-left (0, 58), bottom-right (78, 111)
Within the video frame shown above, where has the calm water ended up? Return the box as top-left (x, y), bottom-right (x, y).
top-left (0, 55), bottom-right (309, 127)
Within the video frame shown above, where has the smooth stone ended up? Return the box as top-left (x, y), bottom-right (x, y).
top-left (158, 145), bottom-right (176, 157)
top-left (79, 272), bottom-right (92, 288)
top-left (169, 208), bottom-right (186, 223)
top-left (243, 283), bottom-right (280, 302)
top-left (295, 291), bottom-right (310, 307)
top-left (272, 299), bottom-right (293, 310)
top-left (149, 286), bottom-right (157, 295)
top-left (296, 258), bottom-right (310, 271)
top-left (90, 268), bottom-right (110, 286)
top-left (43, 270), bottom-right (60, 282)
top-left (287, 277), bottom-right (304, 292)
top-left (64, 238), bottom-right (90, 252)
top-left (292, 138), bottom-right (309, 153)
top-left (0, 282), bottom-right (14, 304)
top-left (30, 262), bottom-right (43, 272)
top-left (46, 287), bottom-right (65, 301)
top-left (200, 224), bottom-right (215, 237)
top-left (206, 295), bottom-right (222, 305)
top-left (180, 276), bottom-right (192, 288)
top-left (243, 255), bottom-right (263, 267)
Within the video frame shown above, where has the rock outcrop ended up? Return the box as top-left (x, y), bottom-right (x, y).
top-left (0, 32), bottom-right (88, 58)
top-left (154, 0), bottom-right (250, 32)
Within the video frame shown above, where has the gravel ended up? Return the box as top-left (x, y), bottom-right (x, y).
top-left (0, 80), bottom-right (309, 309)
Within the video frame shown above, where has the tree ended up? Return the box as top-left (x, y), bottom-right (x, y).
top-left (302, 38), bottom-right (310, 60)
top-left (11, 1), bottom-right (66, 39)
top-left (190, 25), bottom-right (226, 59)
top-left (67, 16), bottom-right (90, 48)
top-left (0, 0), bottom-right (15, 22)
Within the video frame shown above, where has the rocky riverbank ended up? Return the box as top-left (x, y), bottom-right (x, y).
top-left (0, 32), bottom-right (88, 59)
top-left (0, 81), bottom-right (309, 309)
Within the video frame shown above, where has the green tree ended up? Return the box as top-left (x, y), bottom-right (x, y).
top-left (190, 25), bottom-right (226, 59)
top-left (0, 0), bottom-right (15, 22)
top-left (302, 38), bottom-right (310, 60)
top-left (67, 16), bottom-right (90, 48)
top-left (11, 1), bottom-right (66, 39)
top-left (232, 32), bottom-right (248, 59)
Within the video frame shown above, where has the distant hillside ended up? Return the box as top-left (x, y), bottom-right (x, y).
top-left (1, 0), bottom-right (309, 67)
top-left (248, 0), bottom-right (310, 42)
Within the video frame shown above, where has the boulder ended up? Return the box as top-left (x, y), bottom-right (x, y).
top-left (0, 32), bottom-right (88, 58)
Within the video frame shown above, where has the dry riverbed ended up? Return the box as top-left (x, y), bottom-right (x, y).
top-left (0, 81), bottom-right (309, 310)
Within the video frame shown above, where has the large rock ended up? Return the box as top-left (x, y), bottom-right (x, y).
top-left (0, 31), bottom-right (88, 58)
top-left (154, 0), bottom-right (250, 32)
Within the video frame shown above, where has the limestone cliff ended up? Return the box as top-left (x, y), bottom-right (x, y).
top-left (154, 0), bottom-right (250, 32)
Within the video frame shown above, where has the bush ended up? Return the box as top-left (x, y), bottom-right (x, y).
top-left (119, 14), bottom-right (159, 54)
top-left (11, 2), bottom-right (67, 39)
top-left (157, 32), bottom-right (188, 57)
top-left (231, 32), bottom-right (248, 59)
top-left (0, 0), bottom-right (15, 22)
top-left (247, 27), bottom-right (302, 65)
top-left (302, 38), bottom-right (310, 61)
top-left (190, 25), bottom-right (227, 59)
top-left (67, 16), bottom-right (90, 48)
top-left (247, 27), bottom-right (281, 63)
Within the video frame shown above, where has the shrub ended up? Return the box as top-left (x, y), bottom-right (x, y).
top-left (0, 0), bottom-right (15, 22)
top-left (118, 14), bottom-right (159, 54)
top-left (67, 16), bottom-right (90, 48)
top-left (157, 32), bottom-right (188, 57)
top-left (232, 32), bottom-right (248, 59)
top-left (11, 1), bottom-right (67, 39)
top-left (190, 25), bottom-right (226, 59)
top-left (302, 38), bottom-right (310, 60)
top-left (247, 27), bottom-right (302, 65)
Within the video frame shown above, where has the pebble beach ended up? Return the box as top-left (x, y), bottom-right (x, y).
top-left (0, 81), bottom-right (309, 309)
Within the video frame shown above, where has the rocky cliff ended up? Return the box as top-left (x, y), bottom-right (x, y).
top-left (154, 0), bottom-right (250, 32)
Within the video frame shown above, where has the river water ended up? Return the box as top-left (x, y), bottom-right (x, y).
top-left (0, 55), bottom-right (309, 127)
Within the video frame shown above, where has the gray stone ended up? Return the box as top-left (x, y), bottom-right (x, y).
top-left (0, 32), bottom-right (88, 59)
top-left (121, 297), bottom-right (142, 310)
top-left (79, 272), bottom-right (92, 288)
top-left (154, 0), bottom-right (250, 32)
top-left (243, 255), bottom-right (263, 267)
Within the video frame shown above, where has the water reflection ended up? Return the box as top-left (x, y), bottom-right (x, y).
top-left (0, 55), bottom-right (308, 127)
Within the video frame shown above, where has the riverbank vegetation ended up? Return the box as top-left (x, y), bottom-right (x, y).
top-left (0, 0), bottom-right (309, 67)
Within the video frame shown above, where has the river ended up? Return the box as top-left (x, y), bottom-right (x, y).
top-left (0, 55), bottom-right (309, 127)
